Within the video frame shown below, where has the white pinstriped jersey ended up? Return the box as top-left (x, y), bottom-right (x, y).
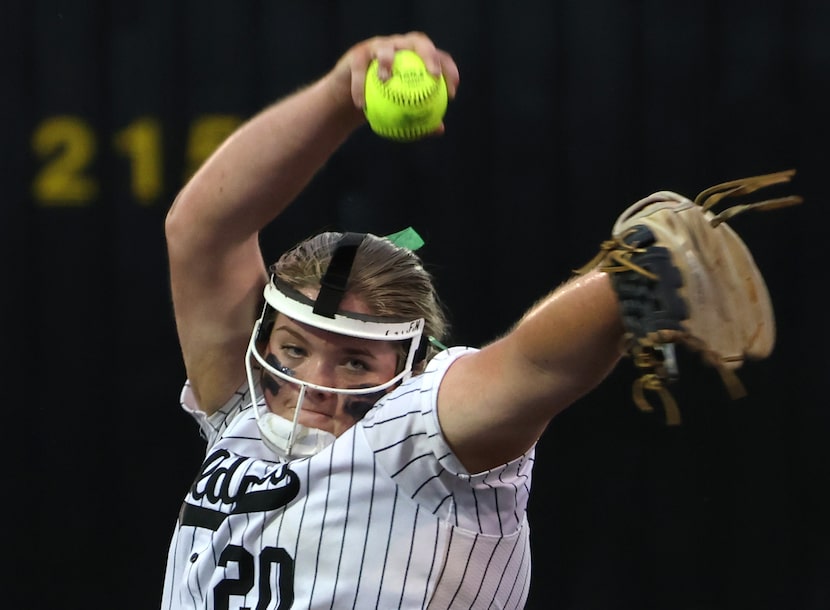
top-left (162, 348), bottom-right (534, 609)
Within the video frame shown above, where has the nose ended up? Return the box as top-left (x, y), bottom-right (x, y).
top-left (297, 360), bottom-right (339, 401)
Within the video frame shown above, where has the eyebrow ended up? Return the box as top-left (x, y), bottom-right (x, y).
top-left (341, 346), bottom-right (377, 359)
top-left (273, 324), bottom-right (380, 360)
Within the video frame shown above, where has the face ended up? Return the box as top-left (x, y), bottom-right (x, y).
top-left (261, 292), bottom-right (400, 438)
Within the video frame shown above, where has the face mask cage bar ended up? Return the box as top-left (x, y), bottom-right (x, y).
top-left (245, 277), bottom-right (425, 457)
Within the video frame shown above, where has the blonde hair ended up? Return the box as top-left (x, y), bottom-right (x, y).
top-left (271, 232), bottom-right (449, 370)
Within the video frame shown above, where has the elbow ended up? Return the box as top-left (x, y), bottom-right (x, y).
top-left (165, 192), bottom-right (187, 243)
top-left (164, 186), bottom-right (205, 258)
top-left (164, 191), bottom-right (202, 266)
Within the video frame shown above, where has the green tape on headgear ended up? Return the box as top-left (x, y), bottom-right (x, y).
top-left (384, 226), bottom-right (425, 251)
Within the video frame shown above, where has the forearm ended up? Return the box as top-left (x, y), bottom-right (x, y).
top-left (166, 30), bottom-right (459, 258)
top-left (166, 70), bottom-right (365, 253)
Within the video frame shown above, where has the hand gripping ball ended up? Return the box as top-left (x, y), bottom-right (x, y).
top-left (364, 49), bottom-right (448, 142)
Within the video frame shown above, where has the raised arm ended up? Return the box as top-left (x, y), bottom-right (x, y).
top-left (165, 33), bottom-right (460, 415)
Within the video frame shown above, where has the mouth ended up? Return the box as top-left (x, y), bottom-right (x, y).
top-left (294, 406), bottom-right (336, 432)
top-left (299, 405), bottom-right (333, 418)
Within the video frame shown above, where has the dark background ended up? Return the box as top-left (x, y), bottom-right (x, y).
top-left (5, 1), bottom-right (829, 609)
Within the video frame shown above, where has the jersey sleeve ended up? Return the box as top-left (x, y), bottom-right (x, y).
top-left (360, 347), bottom-right (535, 536)
top-left (179, 380), bottom-right (253, 449)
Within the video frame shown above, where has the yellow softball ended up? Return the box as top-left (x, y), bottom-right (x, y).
top-left (364, 49), bottom-right (448, 142)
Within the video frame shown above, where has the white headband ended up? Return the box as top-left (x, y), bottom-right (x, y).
top-left (263, 280), bottom-right (424, 341)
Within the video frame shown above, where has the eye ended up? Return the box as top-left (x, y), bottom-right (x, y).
top-left (279, 344), bottom-right (307, 360)
top-left (343, 358), bottom-right (370, 373)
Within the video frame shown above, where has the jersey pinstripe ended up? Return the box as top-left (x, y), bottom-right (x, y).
top-left (162, 348), bottom-right (534, 609)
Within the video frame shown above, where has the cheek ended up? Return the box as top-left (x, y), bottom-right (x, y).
top-left (342, 389), bottom-right (388, 421)
top-left (262, 354), bottom-right (294, 396)
top-left (262, 376), bottom-right (281, 396)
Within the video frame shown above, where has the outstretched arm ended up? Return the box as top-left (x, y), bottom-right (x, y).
top-left (438, 168), bottom-right (800, 473)
top-left (165, 33), bottom-right (460, 415)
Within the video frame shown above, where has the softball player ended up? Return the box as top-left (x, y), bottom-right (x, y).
top-left (160, 29), bottom-right (547, 608)
top-left (162, 30), bottom-right (785, 609)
